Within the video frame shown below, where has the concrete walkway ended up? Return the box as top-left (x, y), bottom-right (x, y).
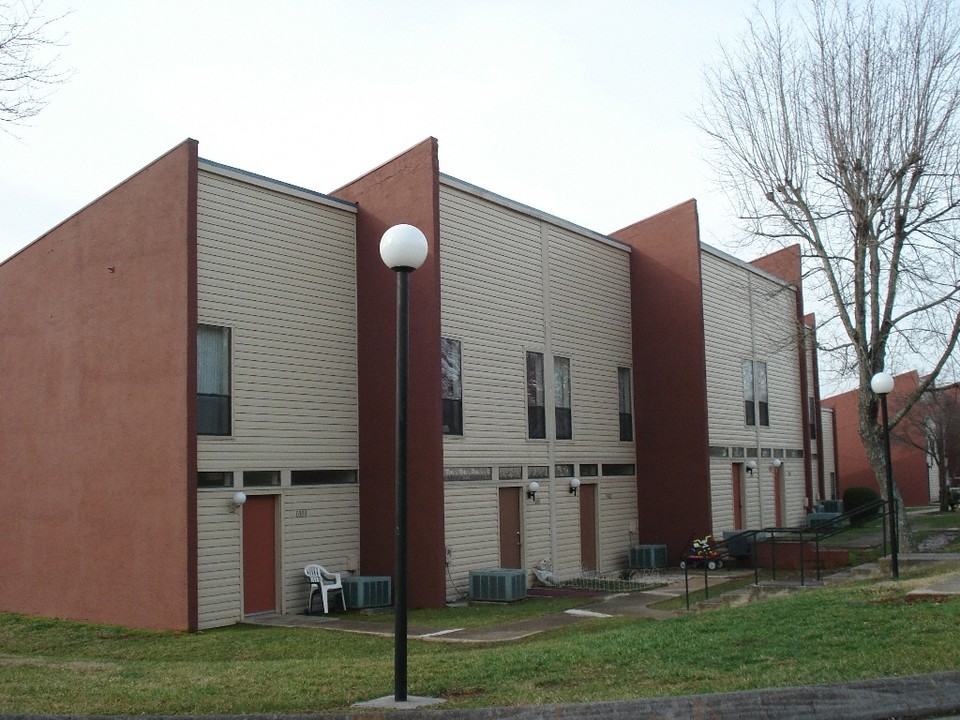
top-left (245, 568), bottom-right (731, 641)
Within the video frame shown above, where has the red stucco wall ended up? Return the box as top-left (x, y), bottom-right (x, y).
top-left (0, 141), bottom-right (198, 630)
top-left (823, 370), bottom-right (932, 506)
top-left (334, 138), bottom-right (447, 608)
top-left (611, 200), bottom-right (713, 562)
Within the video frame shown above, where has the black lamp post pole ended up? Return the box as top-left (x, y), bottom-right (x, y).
top-left (879, 392), bottom-right (900, 580)
top-left (394, 268), bottom-right (410, 702)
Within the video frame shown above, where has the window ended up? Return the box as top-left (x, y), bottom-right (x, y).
top-left (742, 359), bottom-right (769, 427)
top-left (198, 325), bottom-right (231, 435)
top-left (618, 367), bottom-right (633, 441)
top-left (442, 467), bottom-right (492, 482)
top-left (808, 396), bottom-right (818, 439)
top-left (757, 361), bottom-right (769, 426)
top-left (197, 471), bottom-right (233, 488)
top-left (579, 464), bottom-right (599, 477)
top-left (602, 463), bottom-right (636, 476)
top-left (555, 464), bottom-right (574, 477)
top-left (554, 356), bottom-right (572, 440)
top-left (526, 351), bottom-right (546, 439)
top-left (291, 470), bottom-right (357, 485)
top-left (243, 470), bottom-right (280, 487)
top-left (441, 338), bottom-right (463, 435)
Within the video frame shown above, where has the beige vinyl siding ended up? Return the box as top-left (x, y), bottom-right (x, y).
top-left (196, 166), bottom-right (358, 470)
top-left (701, 248), bottom-right (806, 531)
top-left (279, 485), bottom-right (360, 613)
top-left (194, 165), bottom-right (360, 626)
top-left (438, 180), bottom-right (636, 589)
top-left (547, 225), bottom-right (635, 459)
top-left (596, 476), bottom-right (638, 572)
top-left (197, 491), bottom-right (242, 630)
top-left (439, 184), bottom-right (547, 460)
top-left (443, 482), bottom-right (501, 599)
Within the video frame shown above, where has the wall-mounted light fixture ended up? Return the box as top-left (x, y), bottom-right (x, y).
top-left (771, 458), bottom-right (783, 469)
top-left (527, 481), bottom-right (540, 502)
top-left (746, 460), bottom-right (758, 477)
top-left (231, 491), bottom-right (247, 512)
top-left (569, 477), bottom-right (581, 496)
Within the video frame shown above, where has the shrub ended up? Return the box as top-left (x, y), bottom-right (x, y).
top-left (843, 486), bottom-right (882, 524)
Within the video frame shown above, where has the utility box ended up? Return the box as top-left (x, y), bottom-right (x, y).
top-left (469, 568), bottom-right (527, 602)
top-left (629, 544), bottom-right (668, 569)
top-left (341, 576), bottom-right (392, 609)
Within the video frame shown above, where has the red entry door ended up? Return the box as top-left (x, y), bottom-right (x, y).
top-left (499, 487), bottom-right (522, 569)
top-left (732, 464), bottom-right (745, 529)
top-left (579, 484), bottom-right (598, 572)
top-left (242, 495), bottom-right (277, 614)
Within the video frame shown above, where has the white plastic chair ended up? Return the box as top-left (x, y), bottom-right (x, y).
top-left (304, 564), bottom-right (345, 614)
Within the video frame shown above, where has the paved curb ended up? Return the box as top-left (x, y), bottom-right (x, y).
top-left (12, 670), bottom-right (960, 719)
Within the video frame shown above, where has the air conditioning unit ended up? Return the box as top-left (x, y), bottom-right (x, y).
top-left (819, 499), bottom-right (844, 514)
top-left (469, 569), bottom-right (527, 602)
top-left (629, 544), bottom-right (667, 569)
top-left (341, 576), bottom-right (392, 609)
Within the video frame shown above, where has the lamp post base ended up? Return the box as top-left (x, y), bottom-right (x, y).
top-left (354, 695), bottom-right (447, 709)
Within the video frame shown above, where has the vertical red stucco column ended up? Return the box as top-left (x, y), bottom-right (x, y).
top-left (612, 200), bottom-right (713, 563)
top-left (334, 138), bottom-right (447, 608)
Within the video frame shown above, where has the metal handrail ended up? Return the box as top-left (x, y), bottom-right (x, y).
top-left (682, 499), bottom-right (888, 610)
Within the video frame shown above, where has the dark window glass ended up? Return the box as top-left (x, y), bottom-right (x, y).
top-left (742, 359), bottom-right (755, 426)
top-left (757, 362), bottom-right (769, 427)
top-left (602, 463), bottom-right (636, 476)
top-left (554, 356), bottom-right (572, 440)
top-left (526, 351), bottom-right (546, 439)
top-left (579, 464), bottom-right (599, 477)
top-left (528, 465), bottom-right (550, 479)
top-left (243, 470), bottom-right (280, 487)
top-left (808, 397), bottom-right (818, 439)
top-left (441, 338), bottom-right (463, 435)
top-left (198, 471), bottom-right (233, 488)
top-left (618, 367), bottom-right (633, 441)
top-left (198, 325), bottom-right (231, 435)
top-left (291, 470), bottom-right (357, 485)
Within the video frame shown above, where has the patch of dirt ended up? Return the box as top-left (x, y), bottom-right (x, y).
top-left (916, 530), bottom-right (960, 552)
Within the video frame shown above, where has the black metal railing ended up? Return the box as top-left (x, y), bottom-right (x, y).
top-left (682, 499), bottom-right (888, 610)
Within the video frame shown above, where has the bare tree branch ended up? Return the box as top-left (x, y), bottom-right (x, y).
top-left (0, 0), bottom-right (70, 131)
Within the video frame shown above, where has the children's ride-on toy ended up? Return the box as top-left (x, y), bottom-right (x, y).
top-left (679, 535), bottom-right (724, 570)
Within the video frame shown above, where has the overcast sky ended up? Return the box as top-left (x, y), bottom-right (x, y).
top-left (2, 0), bottom-right (760, 264)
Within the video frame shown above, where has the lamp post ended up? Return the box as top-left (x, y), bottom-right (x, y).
top-left (379, 223), bottom-right (428, 703)
top-left (871, 371), bottom-right (899, 580)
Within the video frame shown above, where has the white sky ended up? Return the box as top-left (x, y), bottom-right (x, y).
top-left (2, 0), bottom-right (759, 264)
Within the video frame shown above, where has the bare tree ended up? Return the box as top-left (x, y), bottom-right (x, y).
top-left (699, 0), bottom-right (960, 549)
top-left (1, 0), bottom-right (69, 130)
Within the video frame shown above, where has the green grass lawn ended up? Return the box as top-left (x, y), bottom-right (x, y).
top-left (3, 563), bottom-right (960, 715)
